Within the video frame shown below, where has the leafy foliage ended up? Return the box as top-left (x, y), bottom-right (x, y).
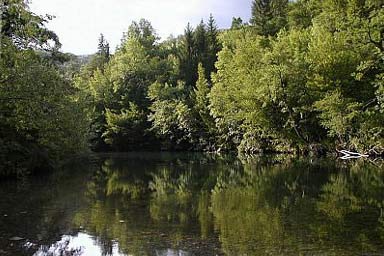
top-left (0, 0), bottom-right (89, 176)
top-left (2, 0), bottom-right (384, 177)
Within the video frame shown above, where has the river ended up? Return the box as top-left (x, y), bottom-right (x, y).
top-left (0, 152), bottom-right (383, 255)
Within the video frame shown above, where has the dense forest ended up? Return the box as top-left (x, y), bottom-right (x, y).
top-left (0, 0), bottom-right (383, 176)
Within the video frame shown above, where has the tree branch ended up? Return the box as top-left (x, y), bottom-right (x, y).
top-left (362, 98), bottom-right (377, 110)
top-left (367, 21), bottom-right (384, 52)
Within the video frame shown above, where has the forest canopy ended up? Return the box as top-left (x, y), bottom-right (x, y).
top-left (1, 0), bottom-right (383, 176)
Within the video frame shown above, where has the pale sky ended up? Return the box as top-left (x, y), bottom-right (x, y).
top-left (29, 0), bottom-right (252, 55)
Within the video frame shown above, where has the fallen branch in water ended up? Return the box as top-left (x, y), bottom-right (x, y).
top-left (337, 150), bottom-right (369, 160)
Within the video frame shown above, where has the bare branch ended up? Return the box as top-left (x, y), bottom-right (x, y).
top-left (337, 149), bottom-right (369, 159)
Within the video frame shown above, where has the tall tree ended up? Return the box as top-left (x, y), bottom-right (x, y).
top-left (83, 34), bottom-right (111, 76)
top-left (121, 18), bottom-right (158, 53)
top-left (194, 19), bottom-right (208, 63)
top-left (97, 33), bottom-right (110, 64)
top-left (180, 23), bottom-right (197, 87)
top-left (0, 0), bottom-right (89, 176)
top-left (193, 63), bottom-right (215, 142)
top-left (206, 14), bottom-right (221, 80)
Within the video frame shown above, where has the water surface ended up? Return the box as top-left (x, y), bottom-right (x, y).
top-left (0, 153), bottom-right (383, 255)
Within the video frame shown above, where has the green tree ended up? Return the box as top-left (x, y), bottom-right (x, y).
top-left (287, 0), bottom-right (320, 29)
top-left (307, 0), bottom-right (384, 151)
top-left (194, 63), bottom-right (211, 119)
top-left (0, 0), bottom-right (89, 176)
top-left (231, 17), bottom-right (244, 30)
top-left (0, 0), bottom-right (60, 50)
top-left (179, 23), bottom-right (197, 87)
top-left (77, 19), bottom-right (177, 151)
top-left (102, 103), bottom-right (149, 151)
top-left (205, 14), bottom-right (221, 80)
top-left (194, 20), bottom-right (207, 63)
top-left (191, 63), bottom-right (215, 148)
top-left (250, 0), bottom-right (288, 36)
top-left (148, 81), bottom-right (197, 149)
top-left (95, 33), bottom-right (110, 72)
top-left (73, 34), bottom-right (113, 151)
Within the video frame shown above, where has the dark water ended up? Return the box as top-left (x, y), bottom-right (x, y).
top-left (0, 153), bottom-right (384, 256)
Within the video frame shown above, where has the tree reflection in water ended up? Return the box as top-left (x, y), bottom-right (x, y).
top-left (0, 153), bottom-right (383, 255)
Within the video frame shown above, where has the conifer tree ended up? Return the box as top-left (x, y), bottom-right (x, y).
top-left (86, 33), bottom-right (111, 74)
top-left (206, 14), bottom-right (221, 80)
top-left (250, 0), bottom-right (288, 36)
top-left (193, 63), bottom-right (215, 135)
top-left (180, 23), bottom-right (197, 87)
top-left (194, 63), bottom-right (210, 115)
top-left (194, 19), bottom-right (208, 64)
top-left (97, 33), bottom-right (110, 64)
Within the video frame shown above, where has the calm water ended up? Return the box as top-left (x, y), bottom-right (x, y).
top-left (0, 153), bottom-right (383, 256)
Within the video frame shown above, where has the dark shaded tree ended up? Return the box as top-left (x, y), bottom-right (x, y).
top-left (231, 17), bottom-right (244, 29)
top-left (179, 23), bottom-right (197, 87)
top-left (0, 0), bottom-right (89, 176)
top-left (250, 0), bottom-right (288, 36)
top-left (206, 14), bottom-right (221, 80)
